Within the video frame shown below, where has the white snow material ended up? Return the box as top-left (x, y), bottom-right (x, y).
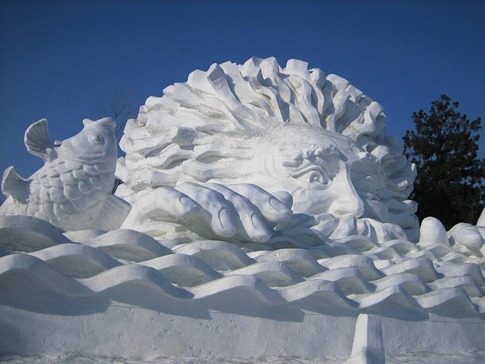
top-left (312, 267), bottom-right (376, 294)
top-left (227, 261), bottom-right (304, 287)
top-left (80, 264), bottom-right (193, 299)
top-left (0, 216), bottom-right (484, 318)
top-left (1, 215), bottom-right (484, 362)
top-left (1, 57), bottom-right (485, 362)
top-left (140, 254), bottom-right (222, 286)
top-left (0, 215), bottom-right (71, 252)
top-left (350, 314), bottom-right (385, 364)
top-left (0, 118), bottom-right (131, 231)
top-left (29, 243), bottom-right (122, 278)
top-left (174, 240), bottom-right (256, 270)
top-left (84, 229), bottom-right (172, 262)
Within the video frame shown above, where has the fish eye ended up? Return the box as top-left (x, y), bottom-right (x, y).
top-left (89, 134), bottom-right (104, 144)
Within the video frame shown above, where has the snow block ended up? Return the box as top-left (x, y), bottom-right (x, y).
top-left (350, 314), bottom-right (385, 364)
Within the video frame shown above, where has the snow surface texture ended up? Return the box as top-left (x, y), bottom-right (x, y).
top-left (117, 57), bottom-right (420, 243)
top-left (0, 118), bottom-right (130, 231)
top-left (1, 57), bottom-right (485, 362)
top-left (1, 215), bottom-right (484, 362)
top-left (2, 353), bottom-right (485, 364)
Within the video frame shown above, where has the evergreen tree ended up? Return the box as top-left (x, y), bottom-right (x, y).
top-left (403, 95), bottom-right (484, 229)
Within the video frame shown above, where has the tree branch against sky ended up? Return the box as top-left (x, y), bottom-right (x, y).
top-left (95, 88), bottom-right (138, 193)
top-left (95, 88), bottom-right (138, 139)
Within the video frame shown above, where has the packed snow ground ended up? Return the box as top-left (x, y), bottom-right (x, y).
top-left (2, 353), bottom-right (485, 364)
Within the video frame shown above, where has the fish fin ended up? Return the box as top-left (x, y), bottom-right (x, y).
top-left (24, 119), bottom-right (55, 161)
top-left (92, 194), bottom-right (131, 230)
top-left (2, 166), bottom-right (30, 203)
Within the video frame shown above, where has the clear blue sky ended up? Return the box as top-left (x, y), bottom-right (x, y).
top-left (1, 0), bottom-right (484, 178)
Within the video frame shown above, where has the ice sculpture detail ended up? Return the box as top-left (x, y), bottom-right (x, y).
top-left (0, 117), bottom-right (130, 231)
top-left (116, 57), bottom-right (419, 244)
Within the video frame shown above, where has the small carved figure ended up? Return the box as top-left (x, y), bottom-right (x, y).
top-left (0, 117), bottom-right (130, 231)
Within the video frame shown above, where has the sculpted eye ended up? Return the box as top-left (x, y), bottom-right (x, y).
top-left (308, 171), bottom-right (329, 185)
top-left (89, 134), bottom-right (104, 144)
top-left (292, 166), bottom-right (332, 185)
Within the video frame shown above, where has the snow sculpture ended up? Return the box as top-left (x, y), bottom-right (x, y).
top-left (1, 57), bottom-right (484, 362)
top-left (0, 117), bottom-right (130, 231)
top-left (350, 314), bottom-right (385, 364)
top-left (117, 57), bottom-right (419, 245)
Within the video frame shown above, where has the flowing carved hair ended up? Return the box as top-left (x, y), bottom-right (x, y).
top-left (117, 57), bottom-right (418, 239)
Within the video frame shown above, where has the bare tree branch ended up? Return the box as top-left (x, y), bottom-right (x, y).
top-left (96, 88), bottom-right (137, 138)
top-left (96, 88), bottom-right (138, 194)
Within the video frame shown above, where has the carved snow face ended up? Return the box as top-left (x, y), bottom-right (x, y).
top-left (256, 126), bottom-right (369, 217)
top-left (116, 57), bottom-right (419, 240)
top-left (173, 124), bottom-right (414, 241)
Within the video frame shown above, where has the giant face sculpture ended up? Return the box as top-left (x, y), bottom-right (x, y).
top-left (248, 126), bottom-right (366, 217)
top-left (117, 57), bottom-right (419, 244)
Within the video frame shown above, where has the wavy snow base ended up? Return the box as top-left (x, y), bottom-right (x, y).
top-left (1, 57), bottom-right (484, 363)
top-left (1, 217), bottom-right (484, 362)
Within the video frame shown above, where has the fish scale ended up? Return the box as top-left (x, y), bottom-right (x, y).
top-left (0, 117), bottom-right (131, 231)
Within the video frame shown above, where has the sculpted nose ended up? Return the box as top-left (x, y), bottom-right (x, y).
top-left (328, 179), bottom-right (365, 218)
top-left (329, 194), bottom-right (364, 218)
top-left (328, 161), bottom-right (365, 218)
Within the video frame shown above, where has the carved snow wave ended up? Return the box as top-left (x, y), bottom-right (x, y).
top-left (1, 219), bottom-right (484, 320)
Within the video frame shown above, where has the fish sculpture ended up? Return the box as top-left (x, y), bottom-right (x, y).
top-left (0, 117), bottom-right (131, 231)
